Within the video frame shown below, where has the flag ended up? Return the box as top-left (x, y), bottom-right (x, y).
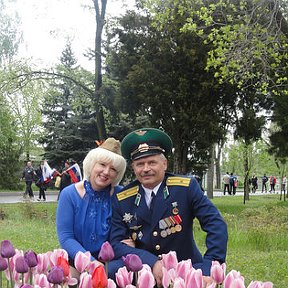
top-left (42, 161), bottom-right (59, 184)
top-left (67, 163), bottom-right (82, 183)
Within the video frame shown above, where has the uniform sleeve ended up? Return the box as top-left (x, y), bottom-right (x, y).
top-left (188, 177), bottom-right (228, 275)
top-left (109, 194), bottom-right (158, 268)
top-left (56, 186), bottom-right (96, 261)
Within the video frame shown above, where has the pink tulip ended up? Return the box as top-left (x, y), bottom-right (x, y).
top-left (79, 272), bottom-right (92, 288)
top-left (36, 253), bottom-right (50, 274)
top-left (223, 270), bottom-right (244, 288)
top-left (108, 278), bottom-right (117, 288)
top-left (210, 261), bottom-right (226, 284)
top-left (248, 281), bottom-right (273, 288)
top-left (116, 266), bottom-right (133, 288)
top-left (75, 251), bottom-right (91, 273)
top-left (162, 267), bottom-right (172, 288)
top-left (162, 251), bottom-right (178, 270)
top-left (98, 241), bottom-right (115, 262)
top-left (173, 277), bottom-right (186, 288)
top-left (176, 259), bottom-right (193, 280)
top-left (34, 273), bottom-right (50, 287)
top-left (137, 268), bottom-right (155, 288)
top-left (49, 249), bottom-right (68, 267)
top-left (185, 268), bottom-right (203, 288)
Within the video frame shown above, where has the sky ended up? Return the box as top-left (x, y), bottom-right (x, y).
top-left (7, 0), bottom-right (134, 71)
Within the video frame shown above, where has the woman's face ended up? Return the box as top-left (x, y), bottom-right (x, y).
top-left (90, 161), bottom-right (118, 191)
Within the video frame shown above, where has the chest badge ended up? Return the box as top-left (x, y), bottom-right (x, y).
top-left (123, 213), bottom-right (133, 223)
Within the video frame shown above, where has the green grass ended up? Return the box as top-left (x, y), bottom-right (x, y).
top-left (0, 195), bottom-right (287, 287)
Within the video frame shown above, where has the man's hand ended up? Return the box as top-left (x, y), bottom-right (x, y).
top-left (152, 260), bottom-right (163, 287)
top-left (203, 276), bottom-right (213, 287)
top-left (121, 238), bottom-right (135, 247)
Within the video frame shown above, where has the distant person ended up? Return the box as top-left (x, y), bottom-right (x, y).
top-left (223, 172), bottom-right (230, 195)
top-left (269, 176), bottom-right (276, 193)
top-left (22, 161), bottom-right (36, 200)
top-left (229, 173), bottom-right (237, 195)
top-left (281, 176), bottom-right (287, 194)
top-left (251, 174), bottom-right (258, 193)
top-left (261, 174), bottom-right (268, 193)
top-left (57, 161), bottom-right (72, 200)
top-left (35, 160), bottom-right (47, 201)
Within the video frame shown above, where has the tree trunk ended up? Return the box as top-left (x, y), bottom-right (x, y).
top-left (243, 143), bottom-right (250, 204)
top-left (93, 0), bottom-right (107, 140)
top-left (215, 143), bottom-right (221, 189)
top-left (206, 145), bottom-right (214, 199)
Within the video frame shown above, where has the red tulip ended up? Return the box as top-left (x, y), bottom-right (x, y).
top-left (0, 240), bottom-right (16, 258)
top-left (56, 256), bottom-right (70, 277)
top-left (98, 241), bottom-right (115, 262)
top-left (92, 265), bottom-right (108, 288)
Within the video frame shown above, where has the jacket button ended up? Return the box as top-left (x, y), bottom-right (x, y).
top-left (153, 231), bottom-right (158, 237)
top-left (155, 245), bottom-right (160, 250)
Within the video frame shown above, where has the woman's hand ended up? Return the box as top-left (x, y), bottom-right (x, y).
top-left (121, 238), bottom-right (135, 247)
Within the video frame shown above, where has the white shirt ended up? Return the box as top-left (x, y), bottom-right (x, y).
top-left (142, 182), bottom-right (162, 208)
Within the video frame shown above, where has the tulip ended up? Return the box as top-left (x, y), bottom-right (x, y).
top-left (173, 277), bottom-right (186, 288)
top-left (92, 265), bottom-right (108, 288)
top-left (98, 241), bottom-right (115, 262)
top-left (162, 251), bottom-right (178, 271)
top-left (0, 240), bottom-right (16, 258)
top-left (223, 270), bottom-right (244, 288)
top-left (15, 256), bottom-right (29, 274)
top-left (176, 259), bottom-right (193, 280)
top-left (79, 272), bottom-right (92, 288)
top-left (47, 266), bottom-right (65, 284)
top-left (185, 268), bottom-right (203, 288)
top-left (24, 250), bottom-right (38, 268)
top-left (19, 285), bottom-right (33, 288)
top-left (210, 261), bottom-right (226, 284)
top-left (108, 278), bottom-right (117, 288)
top-left (137, 268), bottom-right (155, 288)
top-left (36, 253), bottom-right (50, 274)
top-left (75, 251), bottom-right (91, 273)
top-left (56, 256), bottom-right (70, 277)
top-left (116, 266), bottom-right (133, 287)
top-left (0, 256), bottom-right (8, 271)
top-left (247, 281), bottom-right (274, 288)
top-left (122, 254), bottom-right (143, 272)
top-left (34, 273), bottom-right (50, 287)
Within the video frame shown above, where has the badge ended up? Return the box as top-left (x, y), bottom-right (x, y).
top-left (159, 219), bottom-right (168, 230)
top-left (172, 202), bottom-right (179, 214)
top-left (132, 232), bottom-right (137, 241)
top-left (160, 230), bottom-right (168, 238)
top-left (134, 193), bottom-right (141, 206)
top-left (171, 226), bottom-right (176, 233)
top-left (138, 231), bottom-right (143, 240)
top-left (123, 213), bottom-right (133, 223)
top-left (175, 224), bottom-right (182, 232)
top-left (163, 186), bottom-right (169, 199)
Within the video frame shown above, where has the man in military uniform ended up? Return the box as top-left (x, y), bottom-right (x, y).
top-left (109, 128), bottom-right (228, 286)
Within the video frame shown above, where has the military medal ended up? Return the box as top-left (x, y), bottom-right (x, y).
top-left (123, 213), bottom-right (133, 223)
top-left (172, 202), bottom-right (179, 215)
top-left (163, 186), bottom-right (169, 199)
top-left (160, 230), bottom-right (168, 238)
top-left (132, 232), bottom-right (137, 241)
top-left (134, 193), bottom-right (141, 206)
top-left (173, 214), bottom-right (182, 232)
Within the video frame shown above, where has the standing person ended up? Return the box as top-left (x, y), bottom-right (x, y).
top-left (229, 173), bottom-right (237, 195)
top-left (22, 161), bottom-right (36, 200)
top-left (35, 160), bottom-right (47, 201)
top-left (251, 174), bottom-right (258, 193)
top-left (261, 174), bottom-right (268, 193)
top-left (269, 176), bottom-right (276, 193)
top-left (281, 175), bottom-right (287, 194)
top-left (56, 138), bottom-right (134, 281)
top-left (109, 128), bottom-right (228, 286)
top-left (222, 172), bottom-right (230, 195)
top-left (57, 161), bottom-right (72, 200)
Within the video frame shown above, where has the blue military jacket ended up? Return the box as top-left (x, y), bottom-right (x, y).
top-left (109, 173), bottom-right (228, 276)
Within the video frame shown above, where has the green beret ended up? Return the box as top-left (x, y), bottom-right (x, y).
top-left (121, 128), bottom-right (173, 161)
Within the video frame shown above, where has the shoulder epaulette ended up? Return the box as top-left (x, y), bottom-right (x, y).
top-left (117, 186), bottom-right (138, 201)
top-left (166, 176), bottom-right (190, 187)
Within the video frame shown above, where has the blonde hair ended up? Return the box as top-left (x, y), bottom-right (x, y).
top-left (83, 147), bottom-right (127, 186)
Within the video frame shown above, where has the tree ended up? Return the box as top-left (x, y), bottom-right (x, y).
top-left (108, 8), bottom-right (233, 175)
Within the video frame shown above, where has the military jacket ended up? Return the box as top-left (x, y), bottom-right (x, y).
top-left (109, 173), bottom-right (228, 276)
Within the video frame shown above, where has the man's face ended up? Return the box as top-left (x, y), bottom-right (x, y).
top-left (132, 154), bottom-right (167, 189)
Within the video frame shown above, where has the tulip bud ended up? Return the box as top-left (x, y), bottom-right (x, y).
top-left (15, 256), bottom-right (29, 274)
top-left (47, 266), bottom-right (65, 284)
top-left (92, 265), bottom-right (108, 288)
top-left (98, 241), bottom-right (115, 262)
top-left (20, 285), bottom-right (33, 288)
top-left (122, 254), bottom-right (143, 272)
top-left (0, 256), bottom-right (8, 271)
top-left (56, 256), bottom-right (70, 277)
top-left (0, 240), bottom-right (16, 258)
top-left (24, 250), bottom-right (38, 268)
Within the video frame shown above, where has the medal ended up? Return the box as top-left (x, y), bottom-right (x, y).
top-left (172, 202), bottom-right (179, 215)
top-left (160, 230), bottom-right (168, 238)
top-left (123, 213), bottom-right (133, 223)
top-left (171, 226), bottom-right (176, 233)
top-left (132, 232), bottom-right (137, 241)
top-left (175, 224), bottom-right (182, 232)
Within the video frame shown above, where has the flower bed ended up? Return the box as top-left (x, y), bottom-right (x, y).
top-left (0, 240), bottom-right (273, 287)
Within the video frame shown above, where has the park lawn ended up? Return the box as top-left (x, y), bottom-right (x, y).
top-left (0, 194), bottom-right (287, 287)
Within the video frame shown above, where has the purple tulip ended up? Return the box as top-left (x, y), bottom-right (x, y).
top-left (15, 256), bottom-right (29, 274)
top-left (98, 241), bottom-right (115, 262)
top-left (24, 250), bottom-right (38, 267)
top-left (122, 254), bottom-right (143, 272)
top-left (20, 285), bottom-right (33, 288)
top-left (0, 256), bottom-right (8, 271)
top-left (0, 240), bottom-right (16, 258)
top-left (47, 266), bottom-right (65, 284)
